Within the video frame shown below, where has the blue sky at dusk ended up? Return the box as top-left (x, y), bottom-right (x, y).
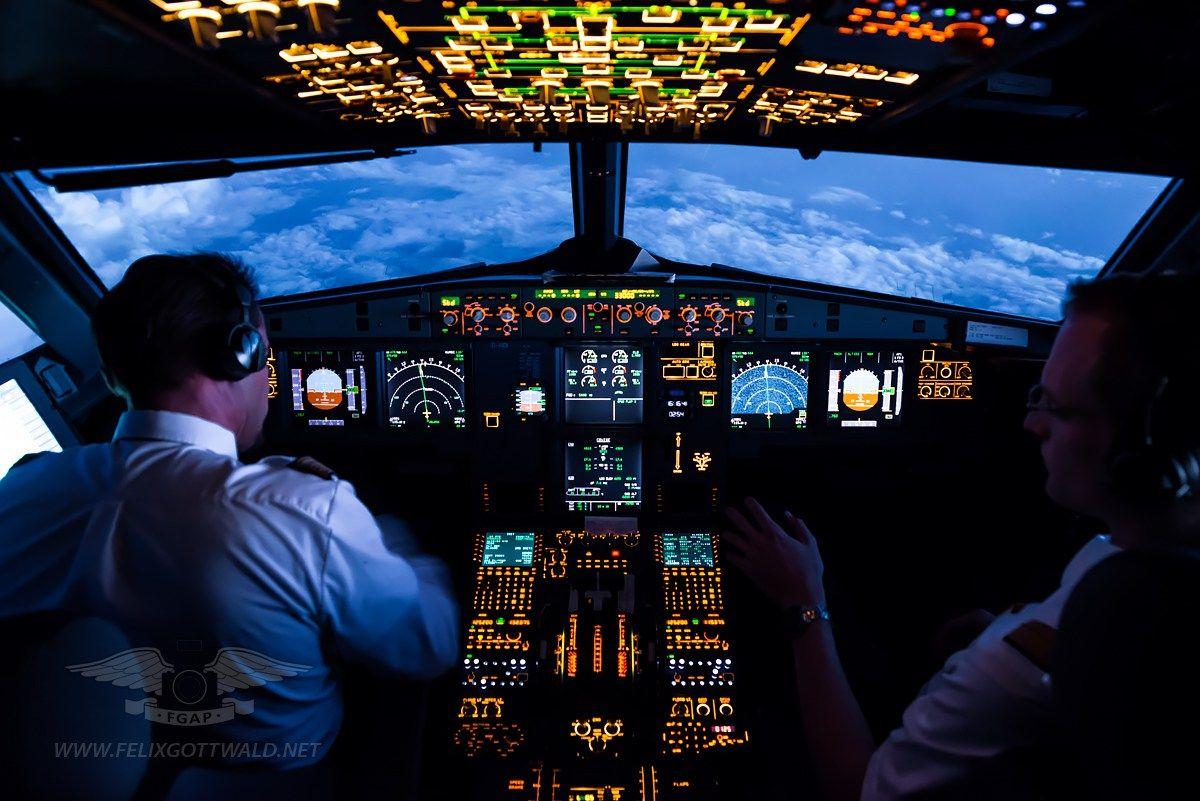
top-left (2, 143), bottom-right (1168, 362)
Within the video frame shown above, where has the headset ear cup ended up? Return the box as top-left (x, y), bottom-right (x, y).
top-left (225, 324), bottom-right (266, 380)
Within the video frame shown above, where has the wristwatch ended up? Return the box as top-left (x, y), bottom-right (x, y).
top-left (782, 603), bottom-right (831, 639)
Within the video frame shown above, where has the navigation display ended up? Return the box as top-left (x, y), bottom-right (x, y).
top-left (385, 347), bottom-right (467, 430)
top-left (729, 348), bottom-right (811, 430)
top-left (288, 349), bottom-right (370, 427)
top-left (565, 435), bottom-right (642, 512)
top-left (661, 532), bottom-right (715, 568)
top-left (827, 351), bottom-right (906, 428)
top-left (482, 531), bottom-right (536, 567)
top-left (563, 344), bottom-right (644, 424)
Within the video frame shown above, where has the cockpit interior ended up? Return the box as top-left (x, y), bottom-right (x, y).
top-left (3, 1), bottom-right (1199, 800)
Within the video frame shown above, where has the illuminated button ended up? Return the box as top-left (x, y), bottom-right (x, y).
top-left (561, 307), bottom-right (578, 324)
top-left (645, 305), bottom-right (664, 324)
top-left (483, 412), bottom-right (500, 428)
top-left (536, 306), bottom-right (554, 323)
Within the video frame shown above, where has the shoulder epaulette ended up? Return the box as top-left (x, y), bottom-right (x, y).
top-left (288, 456), bottom-right (337, 481)
top-left (1003, 620), bottom-right (1057, 673)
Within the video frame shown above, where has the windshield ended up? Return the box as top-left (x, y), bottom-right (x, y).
top-left (0, 302), bottom-right (43, 364)
top-left (625, 145), bottom-right (1170, 320)
top-left (22, 144), bottom-right (572, 298)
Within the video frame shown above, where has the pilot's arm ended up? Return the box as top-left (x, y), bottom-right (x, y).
top-left (319, 481), bottom-right (460, 679)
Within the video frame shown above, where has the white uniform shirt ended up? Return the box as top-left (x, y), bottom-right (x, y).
top-left (0, 410), bottom-right (459, 766)
top-left (861, 535), bottom-right (1120, 800)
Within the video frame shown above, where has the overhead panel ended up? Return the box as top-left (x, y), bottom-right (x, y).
top-left (140, 1), bottom-right (1094, 140)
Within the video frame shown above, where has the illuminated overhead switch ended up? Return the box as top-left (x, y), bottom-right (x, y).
top-left (702, 17), bottom-right (738, 35)
top-left (758, 114), bottom-right (780, 137)
top-left (744, 13), bottom-right (784, 31)
top-left (298, 0), bottom-right (339, 35)
top-left (533, 77), bottom-right (562, 104)
top-left (643, 6), bottom-right (681, 24)
top-left (451, 16), bottom-right (489, 34)
top-left (796, 60), bottom-right (828, 74)
top-left (634, 80), bottom-right (661, 105)
top-left (484, 412), bottom-right (501, 428)
top-left (547, 35), bottom-right (577, 52)
top-left (418, 112), bottom-right (439, 135)
top-left (884, 71), bottom-right (919, 85)
top-left (578, 16), bottom-right (614, 51)
top-left (585, 80), bottom-right (612, 104)
top-left (370, 56), bottom-right (399, 84)
top-left (239, 2), bottom-right (281, 42)
top-left (855, 65), bottom-right (888, 80)
top-left (179, 8), bottom-right (222, 49)
top-left (614, 36), bottom-right (644, 53)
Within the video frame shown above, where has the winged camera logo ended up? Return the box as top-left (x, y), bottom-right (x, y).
top-left (66, 647), bottom-right (311, 727)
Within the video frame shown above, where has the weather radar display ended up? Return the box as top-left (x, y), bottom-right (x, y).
top-left (827, 351), bottom-right (905, 428)
top-left (288, 349), bottom-right (369, 428)
top-left (730, 349), bottom-right (811, 430)
top-left (385, 347), bottom-right (467, 430)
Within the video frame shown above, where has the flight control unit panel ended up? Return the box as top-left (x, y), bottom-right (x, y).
top-left (264, 279), bottom-right (1037, 800)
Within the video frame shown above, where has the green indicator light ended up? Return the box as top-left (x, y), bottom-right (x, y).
top-left (441, 296), bottom-right (460, 307)
top-left (691, 618), bottom-right (700, 625)
top-left (496, 617), bottom-right (506, 625)
top-left (945, 7), bottom-right (956, 15)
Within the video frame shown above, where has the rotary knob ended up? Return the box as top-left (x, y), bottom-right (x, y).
top-left (681, 306), bottom-right (698, 323)
top-left (710, 308), bottom-right (726, 323)
top-left (442, 311), bottom-right (458, 328)
top-left (616, 306), bottom-right (633, 324)
top-left (561, 307), bottom-right (578, 324)
top-left (499, 306), bottom-right (516, 323)
top-left (470, 308), bottom-right (486, 324)
top-left (741, 312), bottom-right (754, 327)
top-left (536, 306), bottom-right (554, 324)
top-left (645, 305), bottom-right (664, 325)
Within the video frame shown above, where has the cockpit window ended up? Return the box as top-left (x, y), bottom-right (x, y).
top-left (21, 144), bottom-right (572, 299)
top-left (0, 302), bottom-right (43, 364)
top-left (625, 144), bottom-right (1170, 320)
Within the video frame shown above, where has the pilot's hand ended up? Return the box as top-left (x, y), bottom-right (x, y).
top-left (723, 497), bottom-right (825, 608)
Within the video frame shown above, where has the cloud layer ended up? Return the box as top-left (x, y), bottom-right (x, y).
top-left (626, 167), bottom-right (1106, 319)
top-left (23, 145), bottom-right (1133, 324)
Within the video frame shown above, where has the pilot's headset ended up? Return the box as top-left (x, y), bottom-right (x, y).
top-left (205, 276), bottom-right (268, 382)
top-left (1108, 370), bottom-right (1200, 505)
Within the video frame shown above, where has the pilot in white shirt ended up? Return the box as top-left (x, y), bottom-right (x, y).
top-left (723, 272), bottom-right (1195, 800)
top-left (0, 254), bottom-right (458, 768)
top-left (860, 534), bottom-right (1119, 798)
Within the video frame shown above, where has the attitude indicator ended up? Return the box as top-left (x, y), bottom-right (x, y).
top-left (730, 349), bottom-right (811, 430)
top-left (385, 347), bottom-right (467, 430)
